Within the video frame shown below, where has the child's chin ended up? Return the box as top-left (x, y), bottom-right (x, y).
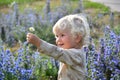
top-left (59, 46), bottom-right (65, 49)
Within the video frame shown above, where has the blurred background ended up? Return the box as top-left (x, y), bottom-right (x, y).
top-left (0, 0), bottom-right (120, 80)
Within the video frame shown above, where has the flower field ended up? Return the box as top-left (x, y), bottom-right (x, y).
top-left (0, 41), bottom-right (59, 80)
top-left (0, 0), bottom-right (120, 80)
top-left (86, 26), bottom-right (120, 80)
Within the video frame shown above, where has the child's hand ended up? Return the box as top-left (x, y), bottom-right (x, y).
top-left (26, 33), bottom-right (40, 48)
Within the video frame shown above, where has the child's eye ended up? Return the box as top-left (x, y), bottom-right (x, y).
top-left (61, 34), bottom-right (65, 37)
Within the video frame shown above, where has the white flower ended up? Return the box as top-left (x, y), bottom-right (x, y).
top-left (29, 27), bottom-right (35, 32)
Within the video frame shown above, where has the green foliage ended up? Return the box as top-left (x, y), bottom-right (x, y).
top-left (31, 54), bottom-right (58, 80)
top-left (45, 60), bottom-right (58, 77)
top-left (113, 25), bottom-right (120, 35)
top-left (35, 25), bottom-right (55, 44)
top-left (84, 0), bottom-right (110, 12)
top-left (0, 0), bottom-right (34, 6)
top-left (12, 25), bottom-right (27, 42)
top-left (4, 72), bottom-right (17, 80)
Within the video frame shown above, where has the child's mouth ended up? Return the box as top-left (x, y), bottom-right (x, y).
top-left (58, 44), bottom-right (64, 47)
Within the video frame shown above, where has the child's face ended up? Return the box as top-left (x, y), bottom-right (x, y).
top-left (55, 29), bottom-right (80, 49)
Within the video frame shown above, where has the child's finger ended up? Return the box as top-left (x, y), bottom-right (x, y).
top-left (26, 33), bottom-right (32, 42)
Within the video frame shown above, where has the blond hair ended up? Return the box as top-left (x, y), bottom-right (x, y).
top-left (53, 14), bottom-right (90, 46)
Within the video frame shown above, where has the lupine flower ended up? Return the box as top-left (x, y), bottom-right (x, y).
top-left (86, 26), bottom-right (120, 80)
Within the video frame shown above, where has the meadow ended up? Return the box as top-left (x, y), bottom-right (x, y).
top-left (0, 0), bottom-right (120, 80)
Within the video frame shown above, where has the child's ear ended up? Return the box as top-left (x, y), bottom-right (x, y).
top-left (75, 35), bottom-right (82, 43)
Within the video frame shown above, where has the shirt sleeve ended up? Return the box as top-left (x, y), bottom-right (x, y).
top-left (38, 39), bottom-right (86, 66)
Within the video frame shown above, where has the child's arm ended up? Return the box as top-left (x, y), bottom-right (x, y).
top-left (38, 39), bottom-right (86, 66)
top-left (26, 33), bottom-right (85, 66)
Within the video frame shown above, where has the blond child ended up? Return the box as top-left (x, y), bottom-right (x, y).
top-left (26, 14), bottom-right (90, 80)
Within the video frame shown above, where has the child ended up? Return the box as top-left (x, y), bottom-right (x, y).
top-left (26, 14), bottom-right (90, 80)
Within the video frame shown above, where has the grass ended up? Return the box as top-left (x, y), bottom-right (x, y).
top-left (0, 0), bottom-right (110, 13)
top-left (0, 0), bottom-right (62, 13)
top-left (0, 0), bottom-right (34, 6)
top-left (84, 0), bottom-right (110, 12)
top-left (0, 0), bottom-right (35, 13)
